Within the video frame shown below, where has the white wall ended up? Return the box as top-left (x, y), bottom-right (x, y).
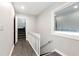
top-left (36, 2), bottom-right (66, 54)
top-left (0, 2), bottom-right (15, 55)
top-left (53, 34), bottom-right (79, 56)
top-left (37, 7), bottom-right (54, 54)
top-left (25, 15), bottom-right (37, 33)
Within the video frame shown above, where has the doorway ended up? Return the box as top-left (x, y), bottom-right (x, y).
top-left (17, 17), bottom-right (26, 41)
top-left (14, 16), bottom-right (26, 45)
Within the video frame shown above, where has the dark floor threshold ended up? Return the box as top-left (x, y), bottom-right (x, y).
top-left (40, 52), bottom-right (51, 56)
top-left (40, 51), bottom-right (62, 56)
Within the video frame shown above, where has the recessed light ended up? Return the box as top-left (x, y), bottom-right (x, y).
top-left (74, 5), bottom-right (78, 9)
top-left (21, 6), bottom-right (24, 9)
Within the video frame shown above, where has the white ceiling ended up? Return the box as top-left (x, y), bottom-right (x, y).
top-left (12, 2), bottom-right (64, 15)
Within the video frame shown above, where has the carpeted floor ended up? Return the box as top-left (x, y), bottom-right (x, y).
top-left (45, 51), bottom-right (62, 56)
top-left (40, 51), bottom-right (62, 56)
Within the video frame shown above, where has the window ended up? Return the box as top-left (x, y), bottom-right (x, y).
top-left (55, 3), bottom-right (79, 32)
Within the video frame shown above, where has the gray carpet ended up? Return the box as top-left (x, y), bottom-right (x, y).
top-left (45, 51), bottom-right (62, 56)
top-left (11, 39), bottom-right (37, 56)
top-left (40, 51), bottom-right (62, 56)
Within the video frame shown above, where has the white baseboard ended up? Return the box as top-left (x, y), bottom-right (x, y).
top-left (9, 45), bottom-right (14, 56)
top-left (54, 49), bottom-right (67, 56)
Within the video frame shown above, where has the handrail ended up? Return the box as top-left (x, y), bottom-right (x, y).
top-left (28, 32), bottom-right (40, 39)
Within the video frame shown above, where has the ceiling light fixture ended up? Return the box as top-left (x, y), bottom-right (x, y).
top-left (74, 5), bottom-right (78, 9)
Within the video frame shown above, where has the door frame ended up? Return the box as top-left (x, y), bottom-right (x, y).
top-left (14, 16), bottom-right (18, 45)
top-left (14, 16), bottom-right (16, 45)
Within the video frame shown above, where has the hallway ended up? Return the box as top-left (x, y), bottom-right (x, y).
top-left (1, 2), bottom-right (79, 56)
top-left (12, 39), bottom-right (37, 56)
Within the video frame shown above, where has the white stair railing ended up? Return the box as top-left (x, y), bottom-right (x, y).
top-left (26, 32), bottom-right (40, 56)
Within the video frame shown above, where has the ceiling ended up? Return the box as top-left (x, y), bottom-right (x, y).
top-left (56, 3), bottom-right (79, 16)
top-left (12, 2), bottom-right (64, 16)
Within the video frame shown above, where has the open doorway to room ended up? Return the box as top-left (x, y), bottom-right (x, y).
top-left (14, 15), bottom-right (26, 44)
top-left (17, 16), bottom-right (26, 42)
top-left (14, 16), bottom-right (26, 44)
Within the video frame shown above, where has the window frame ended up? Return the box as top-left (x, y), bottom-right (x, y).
top-left (54, 2), bottom-right (77, 32)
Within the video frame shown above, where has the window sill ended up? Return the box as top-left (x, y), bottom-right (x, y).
top-left (52, 31), bottom-right (79, 40)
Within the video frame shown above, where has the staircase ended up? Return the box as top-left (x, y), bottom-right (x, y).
top-left (18, 28), bottom-right (26, 40)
